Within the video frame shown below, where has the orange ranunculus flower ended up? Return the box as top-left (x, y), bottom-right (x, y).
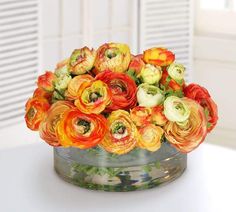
top-left (56, 108), bottom-right (107, 149)
top-left (69, 47), bottom-right (96, 75)
top-left (100, 110), bottom-right (138, 155)
top-left (130, 106), bottom-right (152, 127)
top-left (65, 74), bottom-right (94, 100)
top-left (143, 47), bottom-right (175, 66)
top-left (96, 70), bottom-right (137, 111)
top-left (39, 101), bottom-right (75, 146)
top-left (94, 43), bottom-right (131, 73)
top-left (74, 80), bottom-right (112, 114)
top-left (33, 87), bottom-right (52, 102)
top-left (37, 71), bottom-right (55, 92)
top-left (164, 98), bottom-right (207, 153)
top-left (25, 97), bottom-right (50, 131)
top-left (184, 83), bottom-right (218, 132)
top-left (151, 106), bottom-right (168, 126)
top-left (160, 68), bottom-right (185, 91)
top-left (137, 124), bottom-right (164, 152)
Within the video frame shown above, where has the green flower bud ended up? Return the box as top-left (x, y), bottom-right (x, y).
top-left (54, 74), bottom-right (72, 92)
top-left (52, 90), bottom-right (65, 103)
top-left (137, 83), bottom-right (164, 107)
top-left (167, 63), bottom-right (185, 82)
top-left (164, 96), bottom-right (190, 123)
top-left (139, 64), bottom-right (162, 85)
top-left (54, 64), bottom-right (70, 77)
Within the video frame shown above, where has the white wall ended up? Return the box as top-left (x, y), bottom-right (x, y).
top-left (193, 36), bottom-right (236, 147)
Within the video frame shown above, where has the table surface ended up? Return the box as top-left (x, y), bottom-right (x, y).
top-left (0, 142), bottom-right (235, 212)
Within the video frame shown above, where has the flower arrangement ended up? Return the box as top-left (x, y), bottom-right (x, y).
top-left (25, 43), bottom-right (218, 155)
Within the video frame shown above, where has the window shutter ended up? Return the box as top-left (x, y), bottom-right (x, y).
top-left (139, 0), bottom-right (193, 81)
top-left (0, 0), bottom-right (40, 128)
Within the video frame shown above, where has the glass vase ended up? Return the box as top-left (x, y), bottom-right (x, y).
top-left (54, 141), bottom-right (187, 192)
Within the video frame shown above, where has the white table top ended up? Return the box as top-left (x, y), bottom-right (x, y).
top-left (0, 142), bottom-right (235, 212)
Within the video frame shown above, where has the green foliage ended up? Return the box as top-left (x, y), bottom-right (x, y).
top-left (126, 69), bottom-right (141, 85)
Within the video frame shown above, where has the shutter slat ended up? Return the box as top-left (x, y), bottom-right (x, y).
top-left (146, 13), bottom-right (188, 20)
top-left (0, 1), bottom-right (37, 11)
top-left (0, 85), bottom-right (35, 99)
top-left (0, 60), bottom-right (38, 73)
top-left (0, 52), bottom-right (38, 67)
top-left (0, 6), bottom-right (38, 18)
top-left (0, 65), bottom-right (37, 78)
top-left (0, 47), bottom-right (37, 60)
top-left (0, 80), bottom-right (35, 94)
top-left (0, 19), bottom-right (37, 32)
top-left (0, 86), bottom-right (34, 101)
top-left (0, 108), bottom-right (25, 120)
top-left (0, 13), bottom-right (37, 25)
top-left (1, 72), bottom-right (37, 87)
top-left (0, 24), bottom-right (38, 39)
top-left (0, 93), bottom-right (31, 108)
top-left (0, 40), bottom-right (37, 52)
top-left (0, 34), bottom-right (38, 47)
top-left (0, 115), bottom-right (24, 129)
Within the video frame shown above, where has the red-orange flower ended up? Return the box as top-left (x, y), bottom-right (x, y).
top-left (184, 83), bottom-right (218, 132)
top-left (39, 101), bottom-right (75, 146)
top-left (143, 47), bottom-right (175, 66)
top-left (128, 54), bottom-right (144, 74)
top-left (65, 74), bottom-right (94, 100)
top-left (56, 108), bottom-right (107, 149)
top-left (160, 69), bottom-right (185, 91)
top-left (96, 70), bottom-right (137, 111)
top-left (151, 106), bottom-right (168, 126)
top-left (25, 97), bottom-right (50, 131)
top-left (130, 106), bottom-right (152, 127)
top-left (37, 71), bottom-right (55, 92)
top-left (184, 83), bottom-right (210, 100)
top-left (33, 87), bottom-right (52, 102)
top-left (74, 80), bottom-right (112, 114)
top-left (164, 98), bottom-right (207, 153)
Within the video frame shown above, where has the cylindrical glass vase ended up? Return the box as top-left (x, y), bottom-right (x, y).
top-left (54, 141), bottom-right (187, 192)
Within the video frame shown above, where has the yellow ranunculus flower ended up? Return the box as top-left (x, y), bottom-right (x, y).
top-left (69, 47), bottom-right (96, 75)
top-left (137, 124), bottom-right (164, 152)
top-left (164, 98), bottom-right (207, 153)
top-left (94, 43), bottom-right (131, 73)
top-left (100, 110), bottom-right (138, 155)
top-left (74, 80), bottom-right (112, 114)
top-left (66, 74), bottom-right (94, 100)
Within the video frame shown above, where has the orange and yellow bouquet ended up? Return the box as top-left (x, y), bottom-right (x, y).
top-left (25, 43), bottom-right (218, 155)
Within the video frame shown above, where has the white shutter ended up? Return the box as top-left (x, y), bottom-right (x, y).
top-left (139, 0), bottom-right (193, 81)
top-left (0, 0), bottom-right (40, 128)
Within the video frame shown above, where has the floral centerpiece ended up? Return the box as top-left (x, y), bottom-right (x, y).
top-left (25, 43), bottom-right (218, 191)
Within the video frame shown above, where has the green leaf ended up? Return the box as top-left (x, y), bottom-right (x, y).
top-left (155, 162), bottom-right (161, 169)
top-left (142, 165), bottom-right (152, 173)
